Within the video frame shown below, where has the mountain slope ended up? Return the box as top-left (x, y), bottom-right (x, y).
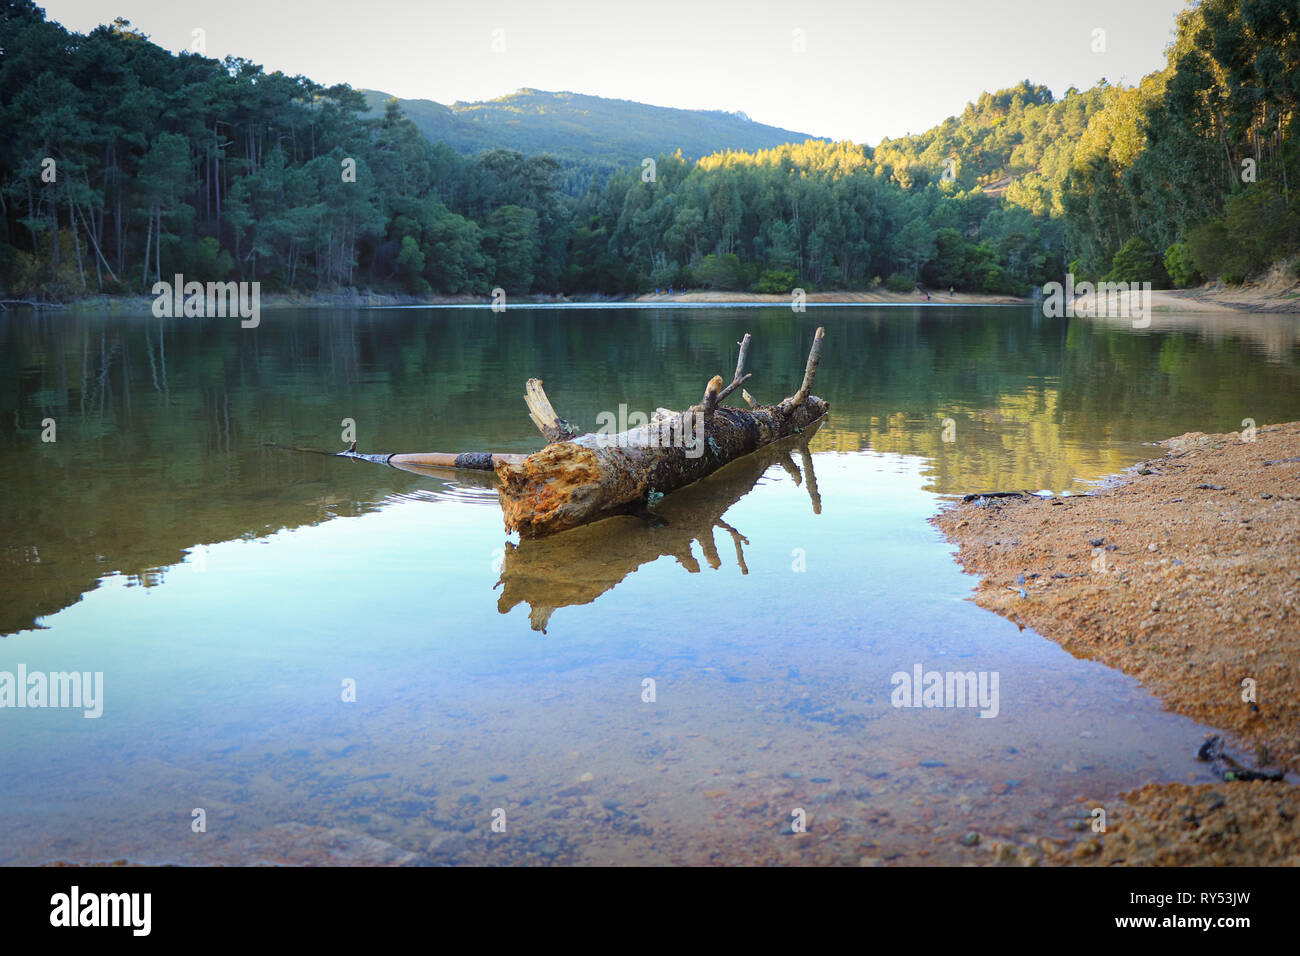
top-left (363, 88), bottom-right (821, 167)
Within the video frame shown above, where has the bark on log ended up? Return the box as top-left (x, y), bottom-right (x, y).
top-left (495, 327), bottom-right (828, 537)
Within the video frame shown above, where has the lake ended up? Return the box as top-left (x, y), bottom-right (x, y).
top-left (2, 304), bottom-right (1298, 865)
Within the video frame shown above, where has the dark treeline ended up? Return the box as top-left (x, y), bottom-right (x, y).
top-left (1, 0), bottom-right (1297, 302)
top-left (0, 1), bottom-right (566, 300)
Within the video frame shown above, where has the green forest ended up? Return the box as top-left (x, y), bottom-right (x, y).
top-left (1, 0), bottom-right (1298, 302)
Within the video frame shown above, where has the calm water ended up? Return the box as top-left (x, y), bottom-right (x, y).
top-left (1, 305), bottom-right (1298, 865)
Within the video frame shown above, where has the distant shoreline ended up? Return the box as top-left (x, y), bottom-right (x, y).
top-left (637, 287), bottom-right (1300, 313)
top-left (8, 283), bottom-right (1299, 315)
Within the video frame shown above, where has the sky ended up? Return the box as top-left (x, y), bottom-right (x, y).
top-left (38, 0), bottom-right (1191, 144)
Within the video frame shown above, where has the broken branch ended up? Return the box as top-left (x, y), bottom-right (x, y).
top-left (525, 378), bottom-right (579, 443)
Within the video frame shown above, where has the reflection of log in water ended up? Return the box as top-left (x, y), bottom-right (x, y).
top-left (496, 421), bottom-right (825, 632)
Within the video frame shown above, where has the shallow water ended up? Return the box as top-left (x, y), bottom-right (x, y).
top-left (1, 305), bottom-right (1297, 864)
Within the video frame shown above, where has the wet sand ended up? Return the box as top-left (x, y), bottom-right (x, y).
top-left (934, 422), bottom-right (1300, 864)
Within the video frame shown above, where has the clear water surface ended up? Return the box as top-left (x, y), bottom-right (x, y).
top-left (1, 304), bottom-right (1297, 865)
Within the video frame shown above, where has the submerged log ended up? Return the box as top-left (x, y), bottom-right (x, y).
top-left (496, 327), bottom-right (828, 537)
top-left (335, 441), bottom-right (526, 471)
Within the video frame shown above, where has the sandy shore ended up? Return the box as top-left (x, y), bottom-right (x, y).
top-left (634, 289), bottom-right (1028, 305)
top-left (1152, 283), bottom-right (1300, 314)
top-left (933, 422), bottom-right (1300, 864)
top-left (54, 288), bottom-right (1023, 312)
top-left (639, 285), bottom-right (1300, 312)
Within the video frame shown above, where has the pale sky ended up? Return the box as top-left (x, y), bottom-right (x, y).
top-left (38, 0), bottom-right (1190, 144)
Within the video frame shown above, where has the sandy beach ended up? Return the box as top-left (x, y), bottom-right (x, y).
top-left (934, 422), bottom-right (1300, 864)
top-left (636, 285), bottom-right (1300, 312)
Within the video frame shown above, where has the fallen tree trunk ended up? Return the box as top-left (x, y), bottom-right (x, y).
top-left (334, 327), bottom-right (829, 538)
top-left (496, 327), bottom-right (828, 536)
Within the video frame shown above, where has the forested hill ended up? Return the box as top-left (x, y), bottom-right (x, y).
top-left (2, 0), bottom-right (1297, 303)
top-left (361, 88), bottom-right (819, 171)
